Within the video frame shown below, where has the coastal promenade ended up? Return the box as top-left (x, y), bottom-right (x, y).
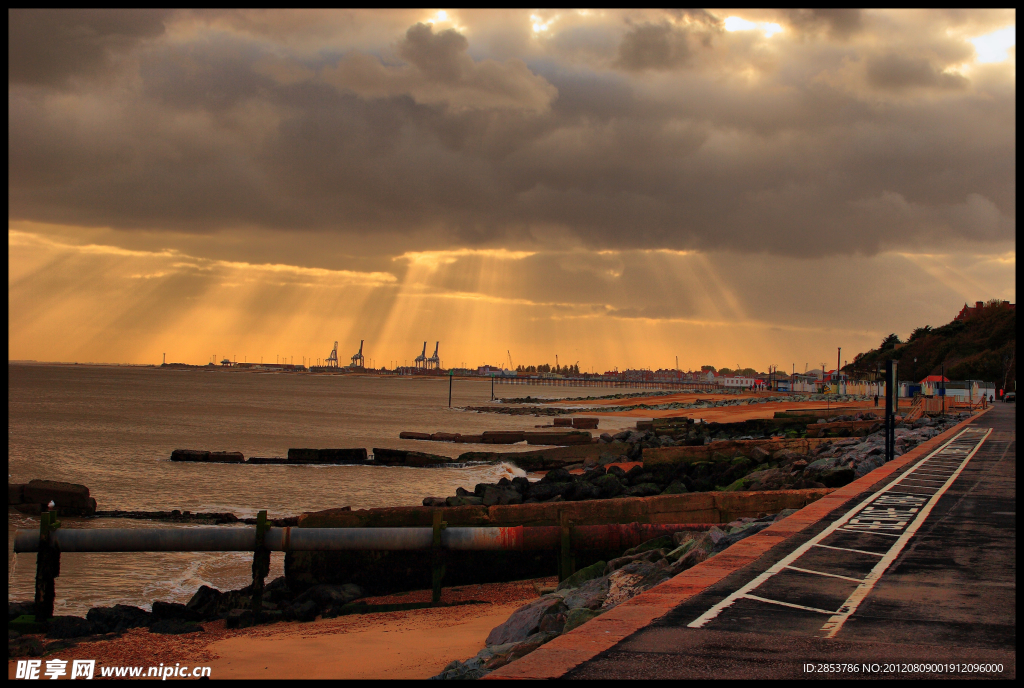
top-left (488, 404), bottom-right (1015, 679)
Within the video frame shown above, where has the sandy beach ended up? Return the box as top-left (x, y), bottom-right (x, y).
top-left (555, 390), bottom-right (878, 422)
top-left (8, 579), bottom-right (555, 680)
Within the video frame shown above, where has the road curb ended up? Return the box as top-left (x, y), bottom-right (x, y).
top-left (484, 409), bottom-right (990, 680)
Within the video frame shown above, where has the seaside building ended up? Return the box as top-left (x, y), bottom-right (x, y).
top-left (954, 299), bottom-right (1015, 321)
top-left (717, 373), bottom-right (755, 389)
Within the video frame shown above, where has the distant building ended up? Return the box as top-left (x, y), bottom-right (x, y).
top-left (717, 373), bottom-right (754, 388)
top-left (475, 365), bottom-right (516, 377)
top-left (954, 299), bottom-right (1015, 321)
top-left (235, 362), bottom-right (306, 371)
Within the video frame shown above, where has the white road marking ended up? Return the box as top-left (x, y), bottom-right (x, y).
top-left (818, 427), bottom-right (992, 638)
top-left (812, 544), bottom-right (884, 557)
top-left (837, 528), bottom-right (901, 537)
top-left (687, 427), bottom-right (988, 631)
top-left (743, 594), bottom-right (835, 615)
top-left (785, 565), bottom-right (865, 583)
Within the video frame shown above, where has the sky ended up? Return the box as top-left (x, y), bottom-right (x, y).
top-left (8, 9), bottom-right (1016, 372)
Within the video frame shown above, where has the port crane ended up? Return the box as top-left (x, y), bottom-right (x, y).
top-left (325, 341), bottom-right (339, 368)
top-left (427, 342), bottom-right (440, 370)
top-left (414, 342), bottom-right (427, 369)
top-left (349, 340), bottom-right (364, 368)
top-left (507, 350), bottom-right (513, 371)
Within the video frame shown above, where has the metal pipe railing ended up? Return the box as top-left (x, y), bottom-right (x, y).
top-left (15, 513), bottom-right (712, 621)
top-left (13, 523), bottom-right (709, 554)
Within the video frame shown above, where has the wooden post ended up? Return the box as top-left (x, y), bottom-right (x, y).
top-left (250, 510), bottom-right (271, 623)
top-left (431, 510), bottom-right (446, 603)
top-left (34, 510), bottom-right (61, 620)
top-left (558, 510), bottom-right (574, 582)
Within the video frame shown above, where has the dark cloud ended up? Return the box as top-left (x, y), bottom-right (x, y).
top-left (614, 23), bottom-right (694, 71)
top-left (6, 10), bottom-right (1016, 261)
top-left (782, 9), bottom-right (862, 39)
top-left (398, 22), bottom-right (469, 83)
top-left (866, 53), bottom-right (969, 90)
top-left (9, 9), bottom-right (171, 86)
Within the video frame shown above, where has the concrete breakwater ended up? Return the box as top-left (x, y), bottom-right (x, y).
top-left (9, 480), bottom-right (97, 516)
top-left (170, 447), bottom-right (457, 467)
top-left (399, 428), bottom-right (595, 445)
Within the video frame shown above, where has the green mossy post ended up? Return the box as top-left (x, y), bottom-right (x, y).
top-left (431, 510), bottom-right (447, 603)
top-left (34, 510), bottom-right (61, 621)
top-left (250, 510), bottom-right (271, 622)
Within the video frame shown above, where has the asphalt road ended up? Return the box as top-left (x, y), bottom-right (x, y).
top-left (566, 405), bottom-right (1016, 680)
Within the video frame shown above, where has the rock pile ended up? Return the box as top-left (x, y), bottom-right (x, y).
top-left (428, 414), bottom-right (968, 506)
top-left (431, 510), bottom-right (798, 679)
top-left (7, 577), bottom-right (367, 656)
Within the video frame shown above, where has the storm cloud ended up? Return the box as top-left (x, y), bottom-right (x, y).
top-left (9, 9), bottom-right (1015, 258)
top-left (7, 9), bottom-right (1016, 368)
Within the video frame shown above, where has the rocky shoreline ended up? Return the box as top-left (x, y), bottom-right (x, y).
top-left (431, 509), bottom-right (799, 679)
top-left (425, 414), bottom-right (968, 507)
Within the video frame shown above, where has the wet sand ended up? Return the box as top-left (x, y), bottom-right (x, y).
top-left (8, 579), bottom-right (553, 681)
top-left (551, 390), bottom-right (878, 422)
top-left (593, 399), bottom-right (877, 421)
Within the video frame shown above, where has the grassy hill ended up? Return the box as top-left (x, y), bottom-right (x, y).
top-left (843, 304), bottom-right (1015, 388)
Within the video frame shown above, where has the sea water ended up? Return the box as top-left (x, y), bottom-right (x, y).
top-left (8, 364), bottom-right (632, 614)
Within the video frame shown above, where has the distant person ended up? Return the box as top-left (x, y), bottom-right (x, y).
top-left (874, 394), bottom-right (879, 407)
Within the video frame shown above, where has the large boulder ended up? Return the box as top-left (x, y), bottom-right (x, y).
top-left (151, 601), bottom-right (201, 622)
top-left (86, 605), bottom-right (151, 633)
top-left (590, 473), bottom-right (623, 498)
top-left (185, 586), bottom-right (223, 619)
top-left (46, 616), bottom-right (95, 639)
top-left (481, 485), bottom-right (522, 507)
top-left (623, 535), bottom-right (675, 557)
top-left (661, 481), bottom-right (688, 495)
top-left (445, 495), bottom-right (483, 506)
top-left (561, 577), bottom-right (610, 610)
top-left (602, 560), bottom-right (671, 609)
top-left (567, 481), bottom-right (600, 501)
top-left (526, 481), bottom-right (571, 502)
top-left (485, 596), bottom-right (566, 647)
top-left (556, 561), bottom-right (606, 592)
top-left (605, 549), bottom-right (666, 573)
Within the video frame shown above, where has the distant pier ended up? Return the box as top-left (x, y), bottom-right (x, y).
top-left (495, 377), bottom-right (717, 391)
